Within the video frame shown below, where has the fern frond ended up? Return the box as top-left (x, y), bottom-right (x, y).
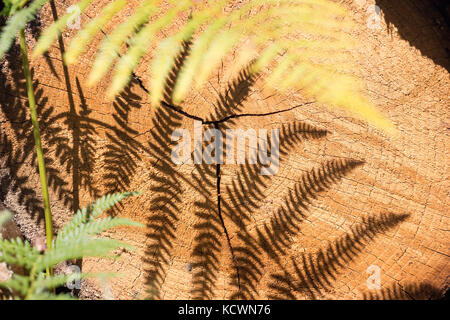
top-left (107, 2), bottom-right (187, 98)
top-left (150, 3), bottom-right (224, 105)
top-left (32, 0), bottom-right (94, 57)
top-left (0, 0), bottom-right (48, 58)
top-left (36, 237), bottom-right (130, 273)
top-left (0, 0), bottom-right (13, 16)
top-left (170, 15), bottom-right (230, 103)
top-left (34, 272), bottom-right (88, 292)
top-left (87, 0), bottom-right (159, 86)
top-left (57, 191), bottom-right (139, 241)
top-left (33, 272), bottom-right (81, 291)
top-left (0, 237), bottom-right (41, 269)
top-left (33, 0), bottom-right (396, 133)
top-left (33, 271), bottom-right (116, 291)
top-left (194, 31), bottom-right (241, 87)
top-left (56, 216), bottom-right (143, 247)
top-left (274, 59), bottom-right (393, 131)
top-left (64, 0), bottom-right (128, 64)
top-left (0, 274), bottom-right (30, 297)
top-left (0, 192), bottom-right (141, 299)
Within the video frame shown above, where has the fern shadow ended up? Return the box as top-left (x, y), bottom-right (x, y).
top-left (226, 159), bottom-right (365, 299)
top-left (138, 33), bottom-right (411, 300)
top-left (362, 281), bottom-right (444, 300)
top-left (0, 53), bottom-right (72, 221)
top-left (268, 212), bottom-right (409, 299)
top-left (143, 39), bottom-right (192, 299)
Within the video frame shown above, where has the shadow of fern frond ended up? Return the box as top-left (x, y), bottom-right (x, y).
top-left (143, 39), bottom-right (194, 300)
top-left (257, 159), bottom-right (364, 261)
top-left (144, 104), bottom-right (184, 300)
top-left (0, 127), bottom-right (44, 221)
top-left (205, 64), bottom-right (259, 128)
top-left (222, 122), bottom-right (329, 229)
top-left (363, 282), bottom-right (444, 300)
top-left (278, 122), bottom-right (328, 157)
top-left (95, 79), bottom-right (153, 216)
top-left (0, 59), bottom-right (73, 216)
top-left (228, 159), bottom-right (363, 299)
top-left (190, 152), bottom-right (222, 300)
top-left (186, 63), bottom-right (262, 299)
top-left (268, 212), bottom-right (410, 299)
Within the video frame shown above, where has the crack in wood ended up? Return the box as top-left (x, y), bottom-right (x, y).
top-left (132, 75), bottom-right (314, 297)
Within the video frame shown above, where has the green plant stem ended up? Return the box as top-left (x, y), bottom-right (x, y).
top-left (19, 29), bottom-right (53, 276)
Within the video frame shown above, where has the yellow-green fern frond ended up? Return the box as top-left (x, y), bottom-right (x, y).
top-left (33, 0), bottom-right (396, 134)
top-left (0, 0), bottom-right (48, 58)
top-left (64, 0), bottom-right (128, 64)
top-left (32, 0), bottom-right (94, 57)
top-left (106, 2), bottom-right (188, 99)
top-left (150, 2), bottom-right (226, 105)
top-left (87, 0), bottom-right (160, 86)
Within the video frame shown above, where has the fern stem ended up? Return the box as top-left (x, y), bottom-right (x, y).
top-left (19, 29), bottom-right (53, 275)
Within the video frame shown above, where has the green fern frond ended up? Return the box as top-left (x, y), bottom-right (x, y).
top-left (56, 216), bottom-right (143, 248)
top-left (0, 237), bottom-right (41, 269)
top-left (32, 271), bottom-right (87, 291)
top-left (0, 0), bottom-right (26, 16)
top-left (87, 191), bottom-right (141, 219)
top-left (28, 292), bottom-right (76, 300)
top-left (57, 191), bottom-right (140, 241)
top-left (0, 0), bottom-right (48, 58)
top-left (0, 274), bottom-right (30, 297)
top-left (0, 0), bottom-right (13, 16)
top-left (37, 237), bottom-right (130, 273)
top-left (0, 192), bottom-right (142, 299)
top-left (32, 0), bottom-right (94, 57)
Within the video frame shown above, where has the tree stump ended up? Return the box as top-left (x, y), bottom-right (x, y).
top-left (0, 0), bottom-right (448, 299)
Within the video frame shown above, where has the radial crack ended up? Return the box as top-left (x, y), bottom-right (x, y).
top-left (214, 122), bottom-right (241, 296)
top-left (124, 66), bottom-right (316, 298)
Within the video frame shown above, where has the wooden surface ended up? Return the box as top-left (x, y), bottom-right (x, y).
top-left (0, 0), bottom-right (448, 299)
